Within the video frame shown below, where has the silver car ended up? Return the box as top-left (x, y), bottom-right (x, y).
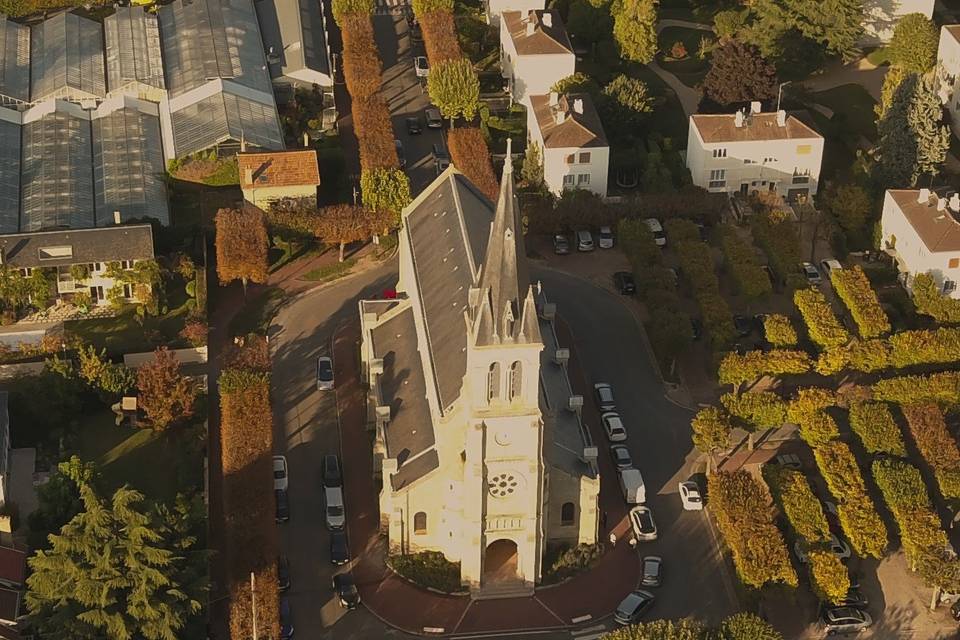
top-left (317, 356), bottom-right (334, 390)
top-left (820, 606), bottom-right (872, 634)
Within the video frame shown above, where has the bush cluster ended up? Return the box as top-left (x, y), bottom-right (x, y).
top-left (663, 218), bottom-right (701, 244)
top-left (718, 350), bottom-right (812, 387)
top-left (807, 549), bottom-right (852, 605)
top-left (813, 441), bottom-right (888, 558)
top-left (447, 128), bottom-right (499, 200)
top-left (618, 218), bottom-right (661, 268)
top-left (793, 288), bottom-right (851, 350)
top-left (830, 266), bottom-right (891, 339)
top-left (763, 314), bottom-right (797, 347)
top-left (900, 403), bottom-right (960, 499)
top-left (542, 543), bottom-right (604, 583)
top-left (720, 228), bottom-right (772, 299)
top-left (675, 240), bottom-right (735, 348)
top-left (720, 391), bottom-right (788, 430)
top-left (847, 401), bottom-right (907, 456)
top-left (764, 466), bottom-right (830, 542)
top-left (872, 371), bottom-right (960, 404)
top-left (888, 326), bottom-right (960, 368)
top-left (388, 551), bottom-right (462, 592)
top-left (911, 272), bottom-right (960, 323)
top-left (751, 209), bottom-right (805, 289)
top-left (708, 471), bottom-right (797, 589)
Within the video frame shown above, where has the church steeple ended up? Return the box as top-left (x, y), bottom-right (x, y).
top-left (470, 139), bottom-right (540, 346)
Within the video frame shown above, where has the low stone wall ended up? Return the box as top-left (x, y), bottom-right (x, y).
top-left (123, 346), bottom-right (208, 368)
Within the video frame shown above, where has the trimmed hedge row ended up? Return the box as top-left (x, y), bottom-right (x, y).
top-left (353, 97), bottom-right (400, 171)
top-left (340, 14), bottom-right (382, 100)
top-left (794, 287), bottom-right (851, 350)
top-left (720, 228), bottom-right (772, 299)
top-left (675, 239), bottom-right (735, 348)
top-left (751, 209), bottom-right (805, 289)
top-left (830, 266), bottom-right (891, 339)
top-left (447, 127), bottom-right (498, 200)
top-left (900, 403), bottom-right (960, 500)
top-left (663, 218), bottom-right (701, 244)
top-left (717, 350), bottom-right (812, 386)
top-left (419, 10), bottom-right (462, 64)
top-left (813, 441), bottom-right (888, 559)
top-left (808, 550), bottom-right (852, 606)
top-left (720, 391), bottom-right (788, 430)
top-left (709, 470), bottom-right (797, 589)
top-left (872, 371), bottom-right (960, 404)
top-left (848, 401), bottom-right (907, 456)
top-left (888, 326), bottom-right (960, 368)
top-left (912, 272), bottom-right (960, 324)
top-left (764, 314), bottom-right (798, 347)
top-left (618, 218), bottom-right (660, 269)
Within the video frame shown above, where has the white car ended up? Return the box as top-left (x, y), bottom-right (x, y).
top-left (643, 218), bottom-right (666, 246)
top-left (794, 535), bottom-right (851, 563)
top-left (801, 262), bottom-right (821, 285)
top-left (324, 486), bottom-right (346, 530)
top-left (598, 226), bottom-right (614, 249)
top-left (601, 411), bottom-right (627, 442)
top-left (273, 455), bottom-right (288, 491)
top-left (678, 480), bottom-right (703, 511)
top-left (820, 258), bottom-right (842, 276)
top-left (629, 505), bottom-right (657, 541)
top-left (414, 55), bottom-right (429, 78)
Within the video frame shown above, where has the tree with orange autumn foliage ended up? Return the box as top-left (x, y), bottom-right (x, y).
top-left (215, 208), bottom-right (269, 291)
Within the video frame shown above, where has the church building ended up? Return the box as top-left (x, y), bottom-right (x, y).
top-left (358, 142), bottom-right (600, 597)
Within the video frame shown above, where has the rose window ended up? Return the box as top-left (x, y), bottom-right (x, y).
top-left (488, 473), bottom-right (519, 498)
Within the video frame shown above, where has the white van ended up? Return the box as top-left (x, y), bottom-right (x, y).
top-left (324, 486), bottom-right (345, 529)
top-left (619, 468), bottom-right (646, 504)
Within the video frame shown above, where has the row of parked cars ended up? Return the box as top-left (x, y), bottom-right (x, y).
top-left (554, 219), bottom-right (667, 256)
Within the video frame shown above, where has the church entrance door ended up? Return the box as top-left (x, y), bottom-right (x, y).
top-left (483, 538), bottom-right (519, 585)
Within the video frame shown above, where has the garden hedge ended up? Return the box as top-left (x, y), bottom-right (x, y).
top-left (419, 10), bottom-right (463, 64)
top-left (751, 209), bottom-right (804, 288)
top-left (813, 441), bottom-right (888, 558)
top-left (911, 272), bottom-right (960, 323)
top-left (848, 401), bottom-right (907, 456)
top-left (720, 391), bottom-right (788, 430)
top-left (888, 326), bottom-right (960, 369)
top-left (663, 218), bottom-right (701, 244)
top-left (830, 266), bottom-right (891, 339)
top-left (618, 218), bottom-right (661, 269)
top-left (717, 350), bottom-right (812, 386)
top-left (808, 549), bottom-right (852, 605)
top-left (675, 240), bottom-right (734, 347)
top-left (763, 314), bottom-right (797, 347)
top-left (341, 18), bottom-right (383, 100)
top-left (447, 127), bottom-right (498, 200)
top-left (720, 228), bottom-right (772, 299)
top-left (388, 550), bottom-right (462, 592)
top-left (708, 471), bottom-right (797, 589)
top-left (793, 287), bottom-right (851, 350)
top-left (900, 403), bottom-right (960, 499)
top-left (353, 97), bottom-right (400, 171)
top-left (873, 371), bottom-right (960, 404)
top-left (764, 466), bottom-right (831, 543)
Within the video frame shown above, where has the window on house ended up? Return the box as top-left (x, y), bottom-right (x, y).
top-left (18, 268), bottom-right (32, 277)
top-left (578, 174), bottom-right (590, 185)
top-left (712, 148), bottom-right (727, 158)
top-left (708, 169), bottom-right (725, 188)
top-left (413, 511), bottom-right (427, 534)
top-left (945, 280), bottom-right (957, 295)
top-left (578, 152), bottom-right (591, 164)
top-left (120, 260), bottom-right (134, 270)
top-left (950, 258), bottom-right (960, 269)
top-left (508, 361), bottom-right (522, 402)
top-left (565, 154), bottom-right (575, 164)
top-left (123, 284), bottom-right (133, 299)
top-left (92, 262), bottom-right (102, 273)
top-left (561, 502), bottom-right (575, 525)
top-left (562, 175), bottom-right (575, 188)
top-left (487, 362), bottom-right (501, 403)
top-left (743, 159), bottom-right (752, 164)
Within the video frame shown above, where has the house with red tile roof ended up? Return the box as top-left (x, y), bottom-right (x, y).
top-left (238, 149), bottom-right (320, 208)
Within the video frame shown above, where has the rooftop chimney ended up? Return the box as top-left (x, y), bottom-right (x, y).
top-left (113, 210), bottom-right (121, 225)
top-left (734, 110), bottom-right (745, 128)
top-left (555, 110), bottom-right (566, 125)
top-left (750, 101), bottom-right (762, 114)
top-left (919, 188), bottom-right (931, 203)
top-left (542, 11), bottom-right (552, 27)
top-left (573, 98), bottom-right (583, 114)
top-left (776, 110), bottom-right (786, 127)
top-left (244, 168), bottom-right (254, 185)
top-left (549, 91), bottom-right (559, 106)
top-left (938, 197), bottom-right (948, 211)
top-left (303, 132), bottom-right (309, 147)
top-left (950, 193), bottom-right (960, 212)
top-left (526, 20), bottom-right (535, 36)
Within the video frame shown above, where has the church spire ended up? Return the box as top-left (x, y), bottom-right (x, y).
top-left (472, 139), bottom-right (540, 345)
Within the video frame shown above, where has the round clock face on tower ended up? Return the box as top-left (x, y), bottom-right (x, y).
top-left (494, 430), bottom-right (511, 447)
top-left (488, 471), bottom-right (522, 498)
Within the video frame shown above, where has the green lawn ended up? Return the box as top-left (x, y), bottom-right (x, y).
top-left (76, 410), bottom-right (203, 502)
top-left (810, 84), bottom-right (878, 143)
top-left (657, 27), bottom-right (710, 88)
top-left (865, 47), bottom-right (892, 67)
top-left (302, 257), bottom-right (356, 282)
top-left (658, 0), bottom-right (725, 23)
top-left (66, 298), bottom-right (192, 356)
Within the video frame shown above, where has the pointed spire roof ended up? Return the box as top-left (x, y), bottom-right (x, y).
top-left (472, 139), bottom-right (540, 345)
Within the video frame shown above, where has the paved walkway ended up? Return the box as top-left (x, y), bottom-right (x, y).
top-left (650, 19), bottom-right (713, 116)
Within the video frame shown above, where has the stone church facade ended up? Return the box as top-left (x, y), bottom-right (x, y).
top-left (359, 146), bottom-right (600, 597)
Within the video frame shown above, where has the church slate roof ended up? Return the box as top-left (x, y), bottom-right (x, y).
top-left (406, 171), bottom-right (494, 412)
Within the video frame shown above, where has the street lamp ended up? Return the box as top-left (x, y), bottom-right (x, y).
top-left (776, 81), bottom-right (792, 112)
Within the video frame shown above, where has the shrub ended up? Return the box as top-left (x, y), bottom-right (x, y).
top-left (900, 403), bottom-right (960, 499)
top-left (389, 551), bottom-right (461, 592)
top-left (793, 288), bottom-right (851, 350)
top-left (708, 471), bottom-right (797, 589)
top-left (873, 371), bottom-right (960, 404)
top-left (830, 266), bottom-right (890, 338)
top-left (332, 0), bottom-right (374, 18)
top-left (763, 314), bottom-right (797, 347)
top-left (888, 326), bottom-right (960, 369)
top-left (542, 543), bottom-right (604, 583)
top-left (718, 613), bottom-right (783, 640)
top-left (911, 272), bottom-right (960, 323)
top-left (447, 128), bottom-right (498, 200)
top-left (751, 209), bottom-right (803, 288)
top-left (808, 549), bottom-right (851, 604)
top-left (720, 228), bottom-right (772, 299)
top-left (353, 97), bottom-right (399, 171)
top-left (600, 619), bottom-right (706, 639)
top-left (717, 350), bottom-right (812, 386)
top-left (848, 401), bottom-right (907, 456)
top-left (720, 391), bottom-right (788, 429)
top-left (419, 10), bottom-right (462, 64)
top-left (663, 218), bottom-right (700, 244)
top-left (813, 441), bottom-right (888, 558)
top-left (675, 240), bottom-right (735, 348)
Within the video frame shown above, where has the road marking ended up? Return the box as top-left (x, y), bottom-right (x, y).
top-left (570, 614), bottom-right (592, 624)
top-left (571, 623), bottom-right (606, 638)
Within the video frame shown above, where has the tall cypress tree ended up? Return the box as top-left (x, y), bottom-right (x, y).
top-left (876, 74), bottom-right (949, 188)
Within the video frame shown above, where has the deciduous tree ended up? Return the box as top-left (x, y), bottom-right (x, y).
top-left (611, 0), bottom-right (657, 64)
top-left (889, 13), bottom-right (938, 73)
top-left (600, 74), bottom-right (653, 139)
top-left (521, 140), bottom-right (544, 189)
top-left (823, 182), bottom-right (871, 233)
top-left (701, 40), bottom-right (777, 111)
top-left (360, 168), bottom-right (411, 223)
top-left (691, 407), bottom-right (732, 471)
top-left (719, 612), bottom-right (783, 640)
top-left (137, 347), bottom-right (196, 430)
top-left (215, 208), bottom-right (268, 290)
top-left (427, 58), bottom-right (480, 125)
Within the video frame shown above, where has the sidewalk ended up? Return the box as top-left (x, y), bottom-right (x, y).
top-left (332, 315), bottom-right (642, 637)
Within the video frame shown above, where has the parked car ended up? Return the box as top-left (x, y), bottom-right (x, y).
top-left (323, 453), bottom-right (342, 488)
top-left (602, 412), bottom-right (627, 443)
top-left (278, 555), bottom-right (291, 591)
top-left (733, 315), bottom-right (753, 337)
top-left (576, 229), bottom-right (594, 251)
top-left (629, 505), bottom-right (657, 541)
top-left (275, 488), bottom-right (290, 523)
top-left (613, 271), bottom-right (636, 295)
top-left (598, 226), bottom-right (614, 249)
top-left (317, 356), bottom-right (335, 390)
top-left (643, 218), bottom-right (666, 246)
top-left (819, 606), bottom-right (872, 634)
top-left (620, 468), bottom-right (646, 504)
top-left (273, 455), bottom-right (288, 491)
top-left (821, 258), bottom-right (843, 277)
top-left (794, 535), bottom-right (851, 563)
top-left (433, 143), bottom-right (450, 175)
top-left (614, 590), bottom-right (655, 625)
top-left (324, 486), bottom-right (345, 529)
top-left (405, 116), bottom-right (422, 135)
top-left (641, 556), bottom-right (663, 587)
top-left (425, 107), bottom-right (443, 128)
top-left (609, 444), bottom-right (633, 470)
top-left (678, 480), bottom-right (703, 511)
top-left (395, 139), bottom-right (406, 169)
top-left (553, 234), bottom-right (570, 255)
top-left (414, 55), bottom-right (429, 78)
top-left (333, 573), bottom-right (361, 609)
top-left (280, 597), bottom-right (294, 639)
top-left (594, 383), bottom-right (616, 412)
top-left (801, 262), bottom-right (822, 285)
top-left (330, 530), bottom-right (350, 565)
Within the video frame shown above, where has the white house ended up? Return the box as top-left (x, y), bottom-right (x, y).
top-left (485, 0), bottom-right (542, 27)
top-left (527, 92), bottom-right (609, 197)
top-left (880, 188), bottom-right (960, 298)
top-left (685, 105), bottom-right (824, 203)
top-left (937, 25), bottom-right (960, 139)
top-left (500, 10), bottom-right (574, 105)
top-left (861, 0), bottom-right (935, 44)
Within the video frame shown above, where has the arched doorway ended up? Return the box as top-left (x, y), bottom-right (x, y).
top-left (483, 539), bottom-right (519, 585)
